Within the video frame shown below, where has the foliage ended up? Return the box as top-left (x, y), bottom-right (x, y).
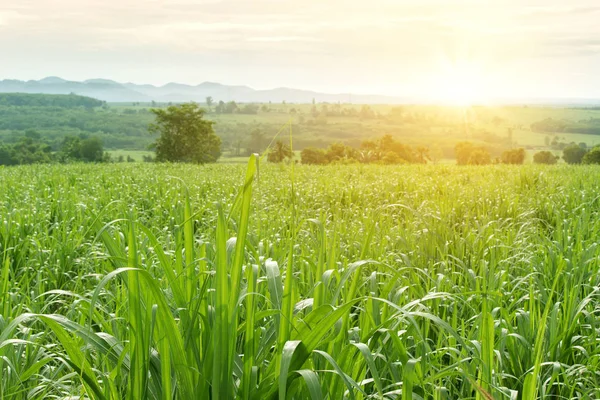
top-left (562, 143), bottom-right (587, 164)
top-left (59, 135), bottom-right (106, 163)
top-left (150, 103), bottom-right (221, 163)
top-left (1, 162), bottom-right (600, 399)
top-left (0, 95), bottom-right (156, 149)
top-left (455, 141), bottom-right (492, 165)
top-left (533, 150), bottom-right (559, 164)
top-left (0, 137), bottom-right (53, 165)
top-left (582, 147), bottom-right (600, 164)
top-left (4, 94), bottom-right (600, 160)
top-left (300, 147), bottom-right (327, 164)
top-left (0, 92), bottom-right (104, 108)
top-left (468, 148), bottom-right (492, 165)
top-left (299, 135), bottom-right (428, 165)
top-left (501, 148), bottom-right (526, 164)
top-left (266, 140), bottom-right (292, 163)
top-left (531, 117), bottom-right (600, 135)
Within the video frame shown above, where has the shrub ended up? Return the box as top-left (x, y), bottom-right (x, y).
top-left (501, 148), bottom-right (526, 164)
top-left (582, 147), bottom-right (600, 165)
top-left (533, 151), bottom-right (559, 164)
top-left (562, 144), bottom-right (587, 164)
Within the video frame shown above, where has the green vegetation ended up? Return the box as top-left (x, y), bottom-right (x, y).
top-left (562, 143), bottom-right (588, 164)
top-left (531, 117), bottom-right (600, 135)
top-left (267, 140), bottom-right (293, 163)
top-left (150, 103), bottom-right (221, 163)
top-left (2, 160), bottom-right (600, 398)
top-left (500, 148), bottom-right (526, 164)
top-left (4, 93), bottom-right (600, 161)
top-left (0, 132), bottom-right (109, 165)
top-left (533, 150), bottom-right (559, 164)
top-left (582, 147), bottom-right (600, 164)
top-left (0, 93), bottom-right (156, 150)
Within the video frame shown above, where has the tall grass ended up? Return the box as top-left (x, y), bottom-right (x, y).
top-left (1, 161), bottom-right (600, 399)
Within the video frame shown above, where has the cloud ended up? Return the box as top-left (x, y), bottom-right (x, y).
top-left (1, 0), bottom-right (600, 97)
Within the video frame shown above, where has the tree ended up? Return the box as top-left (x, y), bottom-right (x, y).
top-left (415, 146), bottom-right (430, 164)
top-left (455, 142), bottom-right (491, 165)
top-left (301, 147), bottom-right (327, 165)
top-left (533, 151), bottom-right (559, 164)
top-left (455, 142), bottom-right (475, 165)
top-left (80, 136), bottom-right (104, 162)
top-left (206, 96), bottom-right (214, 111)
top-left (562, 144), bottom-right (587, 164)
top-left (469, 148), bottom-right (491, 165)
top-left (59, 136), bottom-right (82, 162)
top-left (58, 135), bottom-right (106, 163)
top-left (246, 129), bottom-right (265, 155)
top-left (326, 143), bottom-right (348, 163)
top-left (582, 147), bottom-right (600, 164)
top-left (382, 151), bottom-right (405, 165)
top-left (267, 141), bottom-right (292, 163)
top-left (0, 145), bottom-right (17, 166)
top-left (150, 103), bottom-right (221, 163)
top-left (501, 148), bottom-right (526, 164)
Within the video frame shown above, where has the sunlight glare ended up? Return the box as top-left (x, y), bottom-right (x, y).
top-left (433, 60), bottom-right (487, 106)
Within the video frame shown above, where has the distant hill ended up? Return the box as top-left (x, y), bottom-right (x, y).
top-left (0, 77), bottom-right (408, 104)
top-left (0, 92), bottom-right (104, 108)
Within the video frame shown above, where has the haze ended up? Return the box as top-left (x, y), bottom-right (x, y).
top-left (1, 0), bottom-right (599, 101)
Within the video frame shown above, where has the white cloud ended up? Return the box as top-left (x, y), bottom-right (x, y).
top-left (0, 0), bottom-right (599, 97)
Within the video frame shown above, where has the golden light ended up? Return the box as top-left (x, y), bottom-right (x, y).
top-left (431, 60), bottom-right (488, 106)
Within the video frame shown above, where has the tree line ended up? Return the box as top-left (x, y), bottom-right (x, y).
top-left (0, 133), bottom-right (110, 166)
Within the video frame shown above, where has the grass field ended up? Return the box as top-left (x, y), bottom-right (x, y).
top-left (2, 160), bottom-right (600, 399)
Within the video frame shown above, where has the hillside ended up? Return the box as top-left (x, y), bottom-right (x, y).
top-left (0, 77), bottom-right (408, 104)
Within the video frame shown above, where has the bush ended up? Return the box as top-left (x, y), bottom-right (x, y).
top-left (582, 147), bottom-right (600, 165)
top-left (455, 142), bottom-right (491, 165)
top-left (301, 147), bottom-right (327, 165)
top-left (468, 148), bottom-right (492, 165)
top-left (562, 144), bottom-right (587, 164)
top-left (501, 148), bottom-right (526, 164)
top-left (533, 151), bottom-right (559, 165)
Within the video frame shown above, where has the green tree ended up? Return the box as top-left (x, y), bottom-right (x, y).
top-left (382, 151), bottom-right (404, 165)
top-left (301, 147), bottom-right (327, 165)
top-left (80, 137), bottom-right (104, 162)
top-left (455, 142), bottom-right (491, 165)
top-left (533, 151), bottom-right (559, 164)
top-left (0, 145), bottom-right (17, 165)
top-left (206, 96), bottom-right (214, 110)
top-left (562, 144), bottom-right (587, 164)
top-left (582, 147), bottom-right (600, 164)
top-left (501, 148), bottom-right (526, 164)
top-left (267, 141), bottom-right (292, 163)
top-left (59, 136), bottom-right (82, 162)
top-left (326, 143), bottom-right (348, 163)
top-left (468, 148), bottom-right (492, 165)
top-left (150, 103), bottom-right (221, 163)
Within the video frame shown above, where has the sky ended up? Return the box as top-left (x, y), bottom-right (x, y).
top-left (1, 0), bottom-right (599, 100)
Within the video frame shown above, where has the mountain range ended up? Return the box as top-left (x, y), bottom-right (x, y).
top-left (0, 76), bottom-right (407, 104)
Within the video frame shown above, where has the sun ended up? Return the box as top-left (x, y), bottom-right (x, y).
top-left (432, 60), bottom-right (487, 106)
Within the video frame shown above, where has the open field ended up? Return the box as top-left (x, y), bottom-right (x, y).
top-left (3, 93), bottom-right (600, 160)
top-left (2, 161), bottom-right (600, 398)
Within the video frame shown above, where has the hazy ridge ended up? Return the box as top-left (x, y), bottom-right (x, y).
top-left (0, 77), bottom-right (409, 104)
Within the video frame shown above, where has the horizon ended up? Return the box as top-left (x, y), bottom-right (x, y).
top-left (2, 75), bottom-right (600, 104)
top-left (1, 1), bottom-right (600, 104)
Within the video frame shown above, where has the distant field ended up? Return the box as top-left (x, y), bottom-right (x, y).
top-left (3, 93), bottom-right (600, 161)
